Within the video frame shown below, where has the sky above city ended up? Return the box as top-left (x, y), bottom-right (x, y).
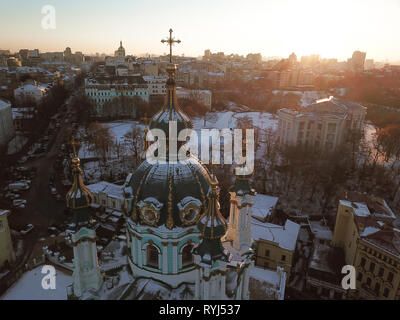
top-left (1, 0), bottom-right (400, 62)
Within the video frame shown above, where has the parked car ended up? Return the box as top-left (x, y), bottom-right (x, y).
top-left (12, 199), bottom-right (27, 207)
top-left (9, 182), bottom-right (30, 192)
top-left (21, 224), bottom-right (34, 235)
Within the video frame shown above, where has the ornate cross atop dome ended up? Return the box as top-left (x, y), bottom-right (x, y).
top-left (161, 28), bottom-right (181, 63)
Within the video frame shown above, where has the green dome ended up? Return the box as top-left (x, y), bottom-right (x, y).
top-left (124, 156), bottom-right (212, 229)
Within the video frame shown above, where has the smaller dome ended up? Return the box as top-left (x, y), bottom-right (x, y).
top-left (66, 156), bottom-right (94, 210)
top-left (197, 177), bottom-right (227, 239)
top-left (194, 176), bottom-right (229, 264)
top-left (149, 63), bottom-right (192, 136)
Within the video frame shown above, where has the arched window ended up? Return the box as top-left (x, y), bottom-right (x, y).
top-left (182, 244), bottom-right (194, 268)
top-left (146, 244), bottom-right (159, 269)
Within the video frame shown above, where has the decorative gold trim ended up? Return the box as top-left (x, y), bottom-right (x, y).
top-left (166, 172), bottom-right (174, 230)
top-left (132, 165), bottom-right (152, 221)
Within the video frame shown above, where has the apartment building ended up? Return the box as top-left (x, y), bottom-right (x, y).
top-left (277, 96), bottom-right (366, 150)
top-left (332, 192), bottom-right (400, 300)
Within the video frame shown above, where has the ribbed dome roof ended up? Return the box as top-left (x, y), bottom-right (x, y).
top-left (124, 156), bottom-right (212, 229)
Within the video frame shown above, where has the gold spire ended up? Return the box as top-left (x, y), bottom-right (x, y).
top-left (66, 136), bottom-right (94, 209)
top-left (149, 28), bottom-right (192, 133)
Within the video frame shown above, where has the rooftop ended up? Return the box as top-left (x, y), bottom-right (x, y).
top-left (87, 181), bottom-right (124, 200)
top-left (0, 98), bottom-right (11, 111)
top-left (339, 191), bottom-right (396, 219)
top-left (251, 194), bottom-right (279, 222)
top-left (251, 219), bottom-right (300, 251)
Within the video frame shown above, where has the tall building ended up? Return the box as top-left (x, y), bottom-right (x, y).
top-left (350, 51), bottom-right (366, 72)
top-left (114, 41), bottom-right (126, 66)
top-left (0, 210), bottom-right (15, 269)
top-left (332, 192), bottom-right (400, 300)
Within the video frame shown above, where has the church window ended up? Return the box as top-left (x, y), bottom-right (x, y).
top-left (387, 272), bottom-right (394, 282)
top-left (182, 244), bottom-right (194, 268)
top-left (281, 255), bottom-right (286, 262)
top-left (383, 288), bottom-right (390, 298)
top-left (146, 244), bottom-right (159, 268)
top-left (265, 249), bottom-right (270, 257)
top-left (369, 262), bottom-right (375, 273)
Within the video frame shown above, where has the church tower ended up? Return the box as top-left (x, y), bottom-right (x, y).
top-left (193, 175), bottom-right (229, 300)
top-left (66, 138), bottom-right (103, 299)
top-left (223, 170), bottom-right (255, 252)
top-left (115, 40), bottom-right (126, 66)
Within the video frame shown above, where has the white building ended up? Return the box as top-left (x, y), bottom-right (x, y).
top-left (84, 78), bottom-right (149, 116)
top-left (277, 96), bottom-right (366, 150)
top-left (14, 81), bottom-right (49, 105)
top-left (0, 99), bottom-right (15, 148)
top-left (87, 181), bottom-right (124, 212)
top-left (143, 75), bottom-right (167, 95)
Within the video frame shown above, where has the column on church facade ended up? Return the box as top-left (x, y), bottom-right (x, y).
top-left (162, 242), bottom-right (168, 274)
top-left (137, 236), bottom-right (143, 267)
top-left (172, 242), bottom-right (178, 273)
top-left (131, 234), bottom-right (136, 264)
top-left (195, 267), bottom-right (201, 299)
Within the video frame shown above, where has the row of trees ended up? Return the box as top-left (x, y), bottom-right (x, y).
top-left (249, 123), bottom-right (400, 223)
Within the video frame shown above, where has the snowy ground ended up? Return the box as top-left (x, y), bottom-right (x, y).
top-left (78, 112), bottom-right (278, 184)
top-left (1, 266), bottom-right (71, 300)
top-left (78, 120), bottom-right (145, 159)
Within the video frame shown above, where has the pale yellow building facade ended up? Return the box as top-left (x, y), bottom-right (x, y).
top-left (332, 192), bottom-right (400, 300)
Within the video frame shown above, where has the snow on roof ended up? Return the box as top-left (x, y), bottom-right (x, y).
top-left (249, 265), bottom-right (282, 287)
top-left (251, 219), bottom-right (300, 251)
top-left (1, 266), bottom-right (71, 300)
top-left (87, 181), bottom-right (124, 199)
top-left (0, 98), bottom-right (11, 111)
top-left (251, 194), bottom-right (279, 221)
top-left (0, 209), bottom-right (10, 217)
top-left (309, 220), bottom-right (333, 241)
top-left (339, 200), bottom-right (370, 217)
top-left (360, 226), bottom-right (380, 237)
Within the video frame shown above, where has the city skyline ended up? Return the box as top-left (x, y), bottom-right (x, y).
top-left (1, 0), bottom-right (400, 62)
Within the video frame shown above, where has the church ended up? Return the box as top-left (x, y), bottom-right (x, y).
top-left (65, 30), bottom-right (286, 300)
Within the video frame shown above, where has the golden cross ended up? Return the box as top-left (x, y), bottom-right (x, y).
top-left (71, 136), bottom-right (79, 157)
top-left (161, 28), bottom-right (181, 63)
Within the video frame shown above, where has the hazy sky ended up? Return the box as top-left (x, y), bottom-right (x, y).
top-left (1, 0), bottom-right (400, 61)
